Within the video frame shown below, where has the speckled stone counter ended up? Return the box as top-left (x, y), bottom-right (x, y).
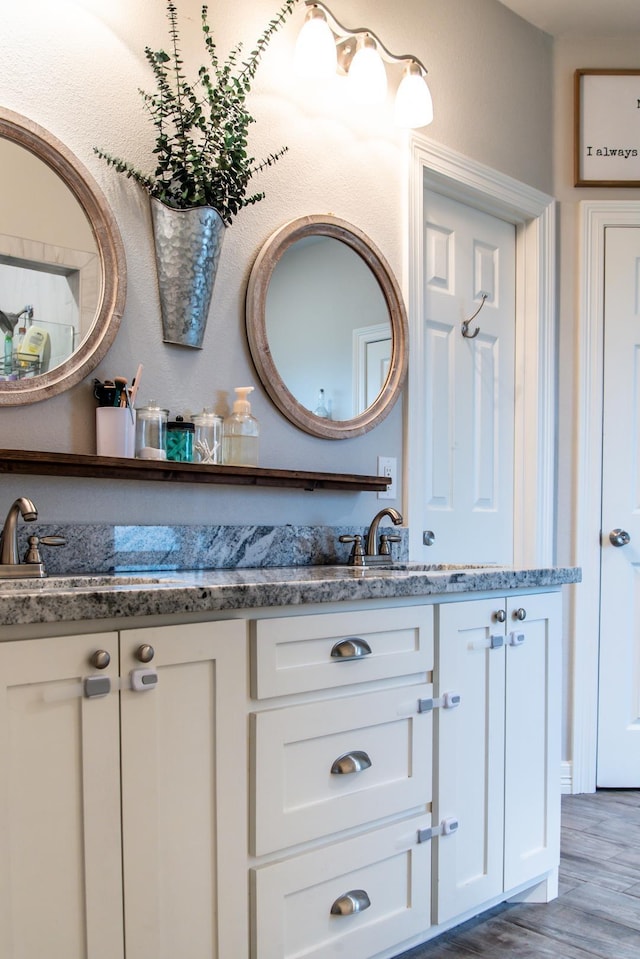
top-left (0, 563), bottom-right (581, 630)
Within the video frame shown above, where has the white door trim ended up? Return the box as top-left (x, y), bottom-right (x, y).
top-left (572, 200), bottom-right (640, 793)
top-left (406, 136), bottom-right (556, 567)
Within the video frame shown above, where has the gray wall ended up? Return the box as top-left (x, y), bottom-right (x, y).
top-left (0, 0), bottom-right (553, 527)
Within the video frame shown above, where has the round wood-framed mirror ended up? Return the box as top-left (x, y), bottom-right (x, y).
top-left (246, 215), bottom-right (408, 439)
top-left (0, 107), bottom-right (126, 405)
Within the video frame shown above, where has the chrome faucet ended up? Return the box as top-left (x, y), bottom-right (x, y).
top-left (365, 507), bottom-right (403, 558)
top-left (0, 496), bottom-right (37, 567)
top-left (0, 497), bottom-right (65, 578)
top-left (339, 507), bottom-right (404, 567)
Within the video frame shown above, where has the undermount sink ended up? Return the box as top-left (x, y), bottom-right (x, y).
top-left (325, 562), bottom-right (503, 573)
top-left (381, 562), bottom-right (502, 571)
top-left (0, 574), bottom-right (177, 591)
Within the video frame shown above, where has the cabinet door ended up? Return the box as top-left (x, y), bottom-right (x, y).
top-left (120, 619), bottom-right (247, 959)
top-left (504, 592), bottom-right (561, 890)
top-left (0, 632), bottom-right (123, 959)
top-left (434, 598), bottom-right (506, 924)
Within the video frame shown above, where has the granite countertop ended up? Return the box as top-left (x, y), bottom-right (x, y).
top-left (0, 563), bottom-right (581, 629)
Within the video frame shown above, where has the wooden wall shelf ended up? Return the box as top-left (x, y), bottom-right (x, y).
top-left (0, 449), bottom-right (387, 493)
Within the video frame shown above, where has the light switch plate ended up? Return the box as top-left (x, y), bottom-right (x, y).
top-left (377, 456), bottom-right (397, 500)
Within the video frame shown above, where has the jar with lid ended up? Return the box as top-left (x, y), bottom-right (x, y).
top-left (135, 401), bottom-right (168, 460)
top-left (192, 408), bottom-right (223, 463)
top-left (166, 416), bottom-right (194, 462)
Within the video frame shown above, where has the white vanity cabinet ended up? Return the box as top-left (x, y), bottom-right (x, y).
top-left (0, 620), bottom-right (247, 959)
top-left (433, 591), bottom-right (562, 926)
top-left (0, 579), bottom-right (566, 959)
top-left (249, 605), bottom-right (435, 959)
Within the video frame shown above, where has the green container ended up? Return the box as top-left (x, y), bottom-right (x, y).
top-left (166, 417), bottom-right (194, 462)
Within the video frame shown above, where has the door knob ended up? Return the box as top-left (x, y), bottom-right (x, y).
top-left (609, 529), bottom-right (631, 547)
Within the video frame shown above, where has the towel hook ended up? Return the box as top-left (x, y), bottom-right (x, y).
top-left (461, 293), bottom-right (488, 339)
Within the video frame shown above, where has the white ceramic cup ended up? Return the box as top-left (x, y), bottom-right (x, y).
top-left (96, 407), bottom-right (136, 457)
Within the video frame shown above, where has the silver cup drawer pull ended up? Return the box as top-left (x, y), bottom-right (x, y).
top-left (330, 889), bottom-right (371, 916)
top-left (330, 638), bottom-right (372, 661)
top-left (330, 750), bottom-right (372, 775)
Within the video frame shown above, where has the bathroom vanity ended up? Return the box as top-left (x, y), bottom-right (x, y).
top-left (0, 563), bottom-right (579, 959)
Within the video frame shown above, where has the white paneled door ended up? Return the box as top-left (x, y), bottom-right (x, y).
top-left (597, 226), bottom-right (640, 786)
top-left (420, 192), bottom-right (516, 565)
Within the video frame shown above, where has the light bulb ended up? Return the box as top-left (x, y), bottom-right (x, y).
top-left (348, 36), bottom-right (387, 106)
top-left (293, 7), bottom-right (337, 79)
top-left (394, 62), bottom-right (433, 128)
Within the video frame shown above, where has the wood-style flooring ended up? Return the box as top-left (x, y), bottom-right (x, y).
top-left (393, 790), bottom-right (640, 959)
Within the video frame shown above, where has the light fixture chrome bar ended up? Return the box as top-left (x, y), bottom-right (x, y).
top-left (303, 0), bottom-right (429, 76)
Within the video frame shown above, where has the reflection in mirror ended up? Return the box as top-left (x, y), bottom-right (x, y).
top-left (265, 236), bottom-right (391, 421)
top-left (0, 108), bottom-right (125, 405)
top-left (0, 138), bottom-right (100, 378)
top-left (247, 216), bottom-right (407, 439)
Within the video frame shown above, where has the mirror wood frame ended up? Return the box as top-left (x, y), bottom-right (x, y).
top-left (0, 107), bottom-right (126, 405)
top-left (246, 215), bottom-right (408, 439)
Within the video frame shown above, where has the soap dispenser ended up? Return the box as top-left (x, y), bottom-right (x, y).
top-left (222, 387), bottom-right (259, 466)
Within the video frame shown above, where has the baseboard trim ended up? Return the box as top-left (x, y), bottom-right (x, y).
top-left (561, 760), bottom-right (573, 795)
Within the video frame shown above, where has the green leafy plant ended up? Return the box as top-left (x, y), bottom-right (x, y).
top-left (95, 0), bottom-right (298, 225)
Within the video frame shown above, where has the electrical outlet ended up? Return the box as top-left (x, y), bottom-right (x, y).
top-left (377, 456), bottom-right (397, 500)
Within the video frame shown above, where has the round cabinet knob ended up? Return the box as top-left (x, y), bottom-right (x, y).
top-left (494, 609), bottom-right (506, 623)
top-left (135, 644), bottom-right (155, 663)
top-left (90, 649), bottom-right (111, 669)
top-left (609, 528), bottom-right (631, 547)
top-left (514, 608), bottom-right (527, 622)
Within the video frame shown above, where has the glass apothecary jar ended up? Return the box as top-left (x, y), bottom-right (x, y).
top-left (166, 416), bottom-right (194, 462)
top-left (135, 401), bottom-right (168, 460)
top-left (192, 408), bottom-right (222, 464)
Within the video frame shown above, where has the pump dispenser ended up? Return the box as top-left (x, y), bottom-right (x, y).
top-left (222, 386), bottom-right (259, 466)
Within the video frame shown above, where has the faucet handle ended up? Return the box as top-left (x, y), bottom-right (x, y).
top-left (339, 534), bottom-right (366, 567)
top-left (379, 533), bottom-right (402, 556)
top-left (24, 534), bottom-right (66, 565)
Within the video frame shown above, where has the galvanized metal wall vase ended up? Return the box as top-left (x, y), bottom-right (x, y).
top-left (151, 199), bottom-right (226, 349)
top-left (94, 0), bottom-right (298, 349)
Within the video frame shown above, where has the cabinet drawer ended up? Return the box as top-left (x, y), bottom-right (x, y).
top-left (252, 817), bottom-right (431, 959)
top-left (251, 605), bottom-right (433, 699)
top-left (252, 683), bottom-right (432, 856)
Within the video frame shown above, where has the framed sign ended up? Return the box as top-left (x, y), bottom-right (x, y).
top-left (574, 69), bottom-right (640, 187)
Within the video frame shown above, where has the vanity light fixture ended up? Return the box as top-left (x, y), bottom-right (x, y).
top-left (293, 4), bottom-right (337, 78)
top-left (347, 35), bottom-right (387, 106)
top-left (294, 0), bottom-right (433, 128)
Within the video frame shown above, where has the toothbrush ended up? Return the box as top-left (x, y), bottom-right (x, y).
top-left (129, 364), bottom-right (143, 408)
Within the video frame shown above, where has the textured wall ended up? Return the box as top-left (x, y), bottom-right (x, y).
top-left (0, 0), bottom-right (552, 526)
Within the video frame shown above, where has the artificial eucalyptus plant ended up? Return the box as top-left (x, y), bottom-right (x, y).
top-left (95, 0), bottom-right (298, 225)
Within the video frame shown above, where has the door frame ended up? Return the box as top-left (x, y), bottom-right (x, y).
top-left (572, 200), bottom-right (640, 793)
top-left (406, 135), bottom-right (556, 567)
